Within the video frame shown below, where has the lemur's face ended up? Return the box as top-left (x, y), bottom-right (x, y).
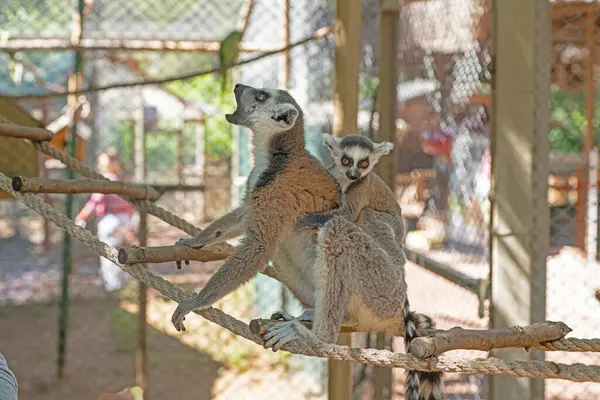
top-left (226, 84), bottom-right (302, 137)
top-left (323, 134), bottom-right (394, 182)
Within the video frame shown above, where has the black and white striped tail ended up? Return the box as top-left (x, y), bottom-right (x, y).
top-left (403, 297), bottom-right (445, 400)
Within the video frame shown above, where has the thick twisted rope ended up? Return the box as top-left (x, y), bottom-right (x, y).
top-left (0, 114), bottom-right (230, 256)
top-left (2, 172), bottom-right (600, 383)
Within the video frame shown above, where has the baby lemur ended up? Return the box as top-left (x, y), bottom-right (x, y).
top-left (295, 133), bottom-right (402, 230)
top-left (266, 134), bottom-right (444, 400)
top-left (170, 84), bottom-right (341, 331)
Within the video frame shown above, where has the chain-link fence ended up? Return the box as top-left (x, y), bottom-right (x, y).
top-left (544, 2), bottom-right (600, 399)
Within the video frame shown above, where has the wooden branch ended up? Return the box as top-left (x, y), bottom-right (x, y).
top-left (409, 321), bottom-right (572, 358)
top-left (0, 122), bottom-right (53, 141)
top-left (0, 37), bottom-right (275, 53)
top-left (249, 318), bottom-right (389, 336)
top-left (237, 0), bottom-right (255, 34)
top-left (12, 176), bottom-right (159, 201)
top-left (118, 244), bottom-right (279, 281)
top-left (118, 244), bottom-right (232, 265)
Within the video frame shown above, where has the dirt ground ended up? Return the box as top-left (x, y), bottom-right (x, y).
top-left (1, 197), bottom-right (599, 399)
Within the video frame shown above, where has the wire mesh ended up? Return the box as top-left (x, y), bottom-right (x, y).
top-left (394, 0), bottom-right (491, 397)
top-left (544, 2), bottom-right (600, 399)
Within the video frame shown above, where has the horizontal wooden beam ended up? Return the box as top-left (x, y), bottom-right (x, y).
top-left (0, 122), bottom-right (53, 141)
top-left (12, 176), bottom-right (159, 200)
top-left (0, 37), bottom-right (277, 53)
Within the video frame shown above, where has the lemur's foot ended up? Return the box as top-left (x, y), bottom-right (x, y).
top-left (270, 309), bottom-right (314, 323)
top-left (262, 320), bottom-right (303, 352)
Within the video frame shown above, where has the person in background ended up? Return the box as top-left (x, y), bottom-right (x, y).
top-left (0, 352), bottom-right (18, 400)
top-left (75, 148), bottom-right (139, 292)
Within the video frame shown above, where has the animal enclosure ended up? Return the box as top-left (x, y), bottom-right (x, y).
top-left (1, 1), bottom-right (600, 400)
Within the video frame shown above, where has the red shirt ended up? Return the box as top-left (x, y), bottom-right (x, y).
top-left (83, 173), bottom-right (137, 218)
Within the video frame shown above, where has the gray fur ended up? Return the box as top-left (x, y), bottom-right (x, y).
top-left (171, 84), bottom-right (341, 333)
top-left (266, 134), bottom-right (444, 400)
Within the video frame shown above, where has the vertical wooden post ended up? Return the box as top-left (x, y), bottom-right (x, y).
top-left (195, 120), bottom-right (206, 222)
top-left (584, 8), bottom-right (597, 263)
top-left (278, 0), bottom-right (292, 312)
top-left (332, 0), bottom-right (361, 139)
top-left (373, 2), bottom-right (399, 399)
top-left (134, 103), bottom-right (148, 396)
top-left (57, 0), bottom-right (84, 379)
top-left (281, 0), bottom-right (291, 90)
top-left (489, 0), bottom-right (549, 399)
top-left (330, 0), bottom-right (361, 399)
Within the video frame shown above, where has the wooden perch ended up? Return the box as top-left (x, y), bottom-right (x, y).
top-left (248, 318), bottom-right (433, 337)
top-left (0, 122), bottom-right (53, 141)
top-left (409, 321), bottom-right (572, 358)
top-left (12, 176), bottom-right (159, 201)
top-left (249, 319), bottom-right (573, 358)
top-left (118, 244), bottom-right (232, 265)
top-left (249, 318), bottom-right (379, 336)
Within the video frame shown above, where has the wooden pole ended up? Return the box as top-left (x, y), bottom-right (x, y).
top-left (11, 176), bottom-right (160, 200)
top-left (331, 0), bottom-right (361, 398)
top-left (584, 8), bottom-right (597, 263)
top-left (194, 120), bottom-right (206, 222)
top-left (373, 2), bottom-right (399, 399)
top-left (0, 37), bottom-right (275, 53)
top-left (118, 244), bottom-right (232, 265)
top-left (57, 0), bottom-right (84, 379)
top-left (281, 0), bottom-right (291, 90)
top-left (134, 103), bottom-right (148, 396)
top-left (489, 0), bottom-right (550, 399)
top-left (0, 122), bottom-right (53, 141)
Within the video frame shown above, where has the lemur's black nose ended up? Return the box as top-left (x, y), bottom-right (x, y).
top-left (346, 170), bottom-right (359, 180)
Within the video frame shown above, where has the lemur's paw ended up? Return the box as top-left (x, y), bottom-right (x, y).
top-left (270, 310), bottom-right (295, 321)
top-left (176, 236), bottom-right (205, 249)
top-left (262, 321), bottom-right (302, 352)
top-left (171, 296), bottom-right (206, 332)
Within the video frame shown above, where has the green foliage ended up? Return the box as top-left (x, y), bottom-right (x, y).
top-left (167, 74), bottom-right (234, 161)
top-left (549, 90), bottom-right (600, 153)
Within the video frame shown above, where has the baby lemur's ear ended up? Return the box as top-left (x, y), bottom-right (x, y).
top-left (322, 133), bottom-right (342, 156)
top-left (373, 141), bottom-right (394, 157)
top-left (272, 103), bottom-right (300, 129)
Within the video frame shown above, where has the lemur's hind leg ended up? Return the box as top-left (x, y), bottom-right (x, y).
top-left (263, 215), bottom-right (405, 350)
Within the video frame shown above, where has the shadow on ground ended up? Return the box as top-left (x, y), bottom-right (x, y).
top-left (0, 297), bottom-right (223, 400)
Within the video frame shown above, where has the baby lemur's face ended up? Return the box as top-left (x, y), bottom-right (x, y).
top-left (323, 134), bottom-right (394, 182)
top-left (225, 84), bottom-right (303, 138)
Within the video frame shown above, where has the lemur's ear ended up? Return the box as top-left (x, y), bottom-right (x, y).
top-left (272, 103), bottom-right (299, 129)
top-left (373, 141), bottom-right (394, 157)
top-left (323, 133), bottom-right (342, 156)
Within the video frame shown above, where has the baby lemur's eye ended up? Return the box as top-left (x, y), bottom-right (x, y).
top-left (341, 157), bottom-right (351, 166)
top-left (359, 160), bottom-right (369, 168)
top-left (255, 91), bottom-right (268, 102)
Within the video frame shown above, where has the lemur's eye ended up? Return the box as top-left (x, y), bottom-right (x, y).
top-left (359, 160), bottom-right (369, 168)
top-left (341, 157), bottom-right (350, 166)
top-left (255, 91), bottom-right (267, 102)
